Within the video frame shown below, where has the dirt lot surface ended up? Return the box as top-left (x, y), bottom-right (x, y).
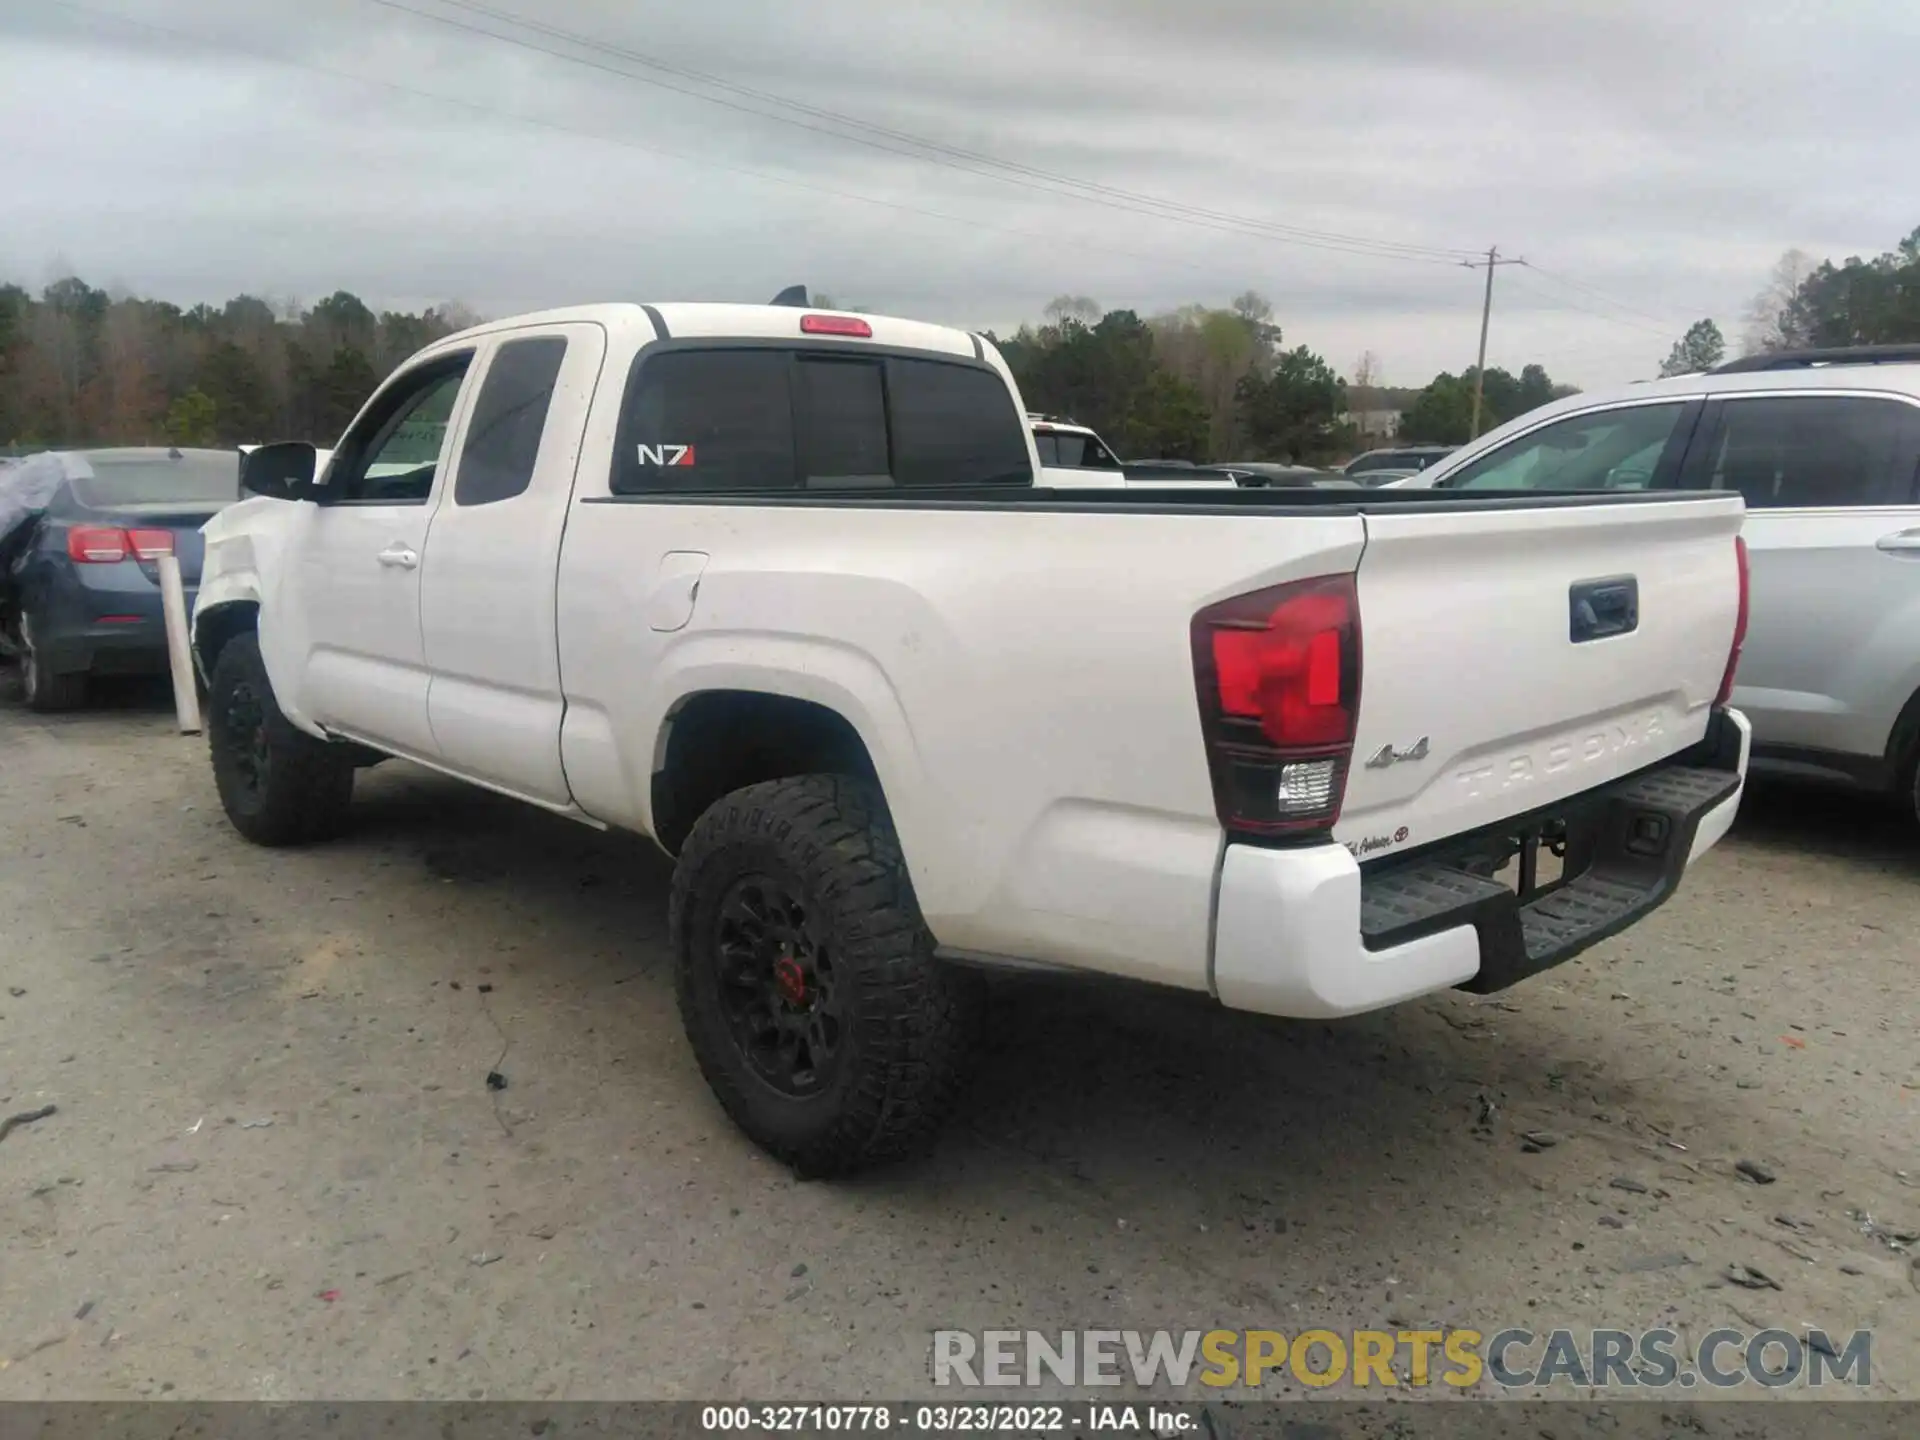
top-left (2, 681), bottom-right (1916, 1411)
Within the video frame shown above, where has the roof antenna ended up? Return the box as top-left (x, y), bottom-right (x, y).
top-left (769, 285), bottom-right (809, 308)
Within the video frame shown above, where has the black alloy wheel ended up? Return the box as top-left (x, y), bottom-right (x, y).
top-left (713, 873), bottom-right (847, 1097)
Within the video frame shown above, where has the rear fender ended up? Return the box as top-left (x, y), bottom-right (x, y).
top-left (642, 636), bottom-right (924, 846)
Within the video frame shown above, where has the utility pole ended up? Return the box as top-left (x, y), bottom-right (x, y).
top-left (1464, 247), bottom-right (1525, 440)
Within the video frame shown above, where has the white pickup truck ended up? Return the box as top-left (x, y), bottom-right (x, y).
top-left (195, 301), bottom-right (1752, 1176)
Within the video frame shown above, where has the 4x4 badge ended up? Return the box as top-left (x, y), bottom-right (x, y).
top-left (1366, 736), bottom-right (1431, 769)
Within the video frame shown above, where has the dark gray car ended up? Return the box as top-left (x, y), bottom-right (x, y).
top-left (1343, 445), bottom-right (1455, 481)
top-left (1, 447), bottom-right (240, 710)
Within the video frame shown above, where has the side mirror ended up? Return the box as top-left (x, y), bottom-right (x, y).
top-left (240, 442), bottom-right (318, 500)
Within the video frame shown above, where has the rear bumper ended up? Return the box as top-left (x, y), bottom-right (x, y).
top-left (32, 585), bottom-right (187, 677)
top-left (1212, 707), bottom-right (1750, 1019)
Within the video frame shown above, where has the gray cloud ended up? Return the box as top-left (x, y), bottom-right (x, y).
top-left (1, 0), bottom-right (1914, 386)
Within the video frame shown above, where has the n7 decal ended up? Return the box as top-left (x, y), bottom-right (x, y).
top-left (636, 444), bottom-right (696, 467)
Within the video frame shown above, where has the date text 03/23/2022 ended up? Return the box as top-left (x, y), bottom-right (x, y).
top-left (700, 1405), bottom-right (1190, 1434)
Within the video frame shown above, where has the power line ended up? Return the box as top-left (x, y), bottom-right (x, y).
top-left (1519, 262), bottom-right (1719, 330)
top-left (395, 0), bottom-right (1485, 264)
top-left (362, 0), bottom-right (1482, 268)
top-left (49, 0), bottom-right (1285, 287)
top-left (1500, 272), bottom-right (1677, 339)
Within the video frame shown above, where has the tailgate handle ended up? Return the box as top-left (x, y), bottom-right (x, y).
top-left (1570, 576), bottom-right (1638, 643)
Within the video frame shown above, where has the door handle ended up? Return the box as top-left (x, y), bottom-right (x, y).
top-left (1570, 576), bottom-right (1638, 643)
top-left (1875, 529), bottom-right (1920, 556)
top-left (377, 544), bottom-right (419, 570)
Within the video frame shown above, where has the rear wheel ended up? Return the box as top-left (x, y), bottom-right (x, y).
top-left (18, 611), bottom-right (87, 713)
top-left (670, 774), bottom-right (982, 1177)
top-left (207, 632), bottom-right (354, 846)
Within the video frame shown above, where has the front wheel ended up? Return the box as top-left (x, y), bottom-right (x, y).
top-left (670, 774), bottom-right (982, 1178)
top-left (207, 632), bottom-right (354, 846)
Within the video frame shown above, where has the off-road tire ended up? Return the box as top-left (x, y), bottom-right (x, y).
top-left (671, 774), bottom-right (983, 1178)
top-left (207, 632), bottom-right (354, 846)
top-left (18, 611), bottom-right (87, 713)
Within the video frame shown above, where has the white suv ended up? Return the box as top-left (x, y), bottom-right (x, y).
top-left (1392, 346), bottom-right (1920, 821)
top-left (1028, 415), bottom-right (1126, 486)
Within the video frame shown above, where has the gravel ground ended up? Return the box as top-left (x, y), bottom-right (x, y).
top-left (1, 678), bottom-right (1915, 1408)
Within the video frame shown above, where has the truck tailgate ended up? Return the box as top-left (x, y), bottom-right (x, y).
top-left (1338, 495), bottom-right (1745, 854)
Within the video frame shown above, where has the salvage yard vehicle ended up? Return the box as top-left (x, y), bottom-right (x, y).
top-left (1029, 413), bottom-right (1125, 483)
top-left (1, 447), bottom-right (240, 711)
top-left (193, 301), bottom-right (1752, 1176)
top-left (1344, 445), bottom-right (1454, 481)
top-left (1389, 345), bottom-right (1920, 823)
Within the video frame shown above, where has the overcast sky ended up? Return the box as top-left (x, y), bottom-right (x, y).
top-left (2, 0), bottom-right (1916, 387)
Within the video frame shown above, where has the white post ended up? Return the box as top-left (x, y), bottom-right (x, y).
top-left (156, 552), bottom-right (202, 735)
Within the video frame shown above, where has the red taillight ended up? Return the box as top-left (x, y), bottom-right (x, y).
top-left (65, 525), bottom-right (174, 564)
top-left (127, 528), bottom-right (175, 560)
top-left (67, 525), bottom-right (130, 563)
top-left (1193, 574), bottom-right (1362, 836)
top-left (800, 313), bottom-right (873, 338)
top-left (1715, 535), bottom-right (1749, 708)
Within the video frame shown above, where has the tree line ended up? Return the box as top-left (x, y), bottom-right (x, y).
top-left (0, 275), bottom-right (1567, 464)
top-left (991, 293), bottom-right (1580, 459)
top-left (7, 224), bottom-right (1915, 461)
top-left (0, 277), bottom-right (476, 451)
top-left (1651, 223), bottom-right (1920, 384)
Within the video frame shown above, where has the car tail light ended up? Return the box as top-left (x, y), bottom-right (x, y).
top-left (1191, 574), bottom-right (1361, 836)
top-left (127, 528), bottom-right (175, 560)
top-left (64, 526), bottom-right (174, 564)
top-left (1714, 535), bottom-right (1749, 708)
top-left (67, 525), bottom-right (130, 563)
top-left (800, 313), bottom-right (873, 338)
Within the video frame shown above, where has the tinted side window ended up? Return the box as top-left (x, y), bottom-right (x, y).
top-left (889, 358), bottom-right (1031, 487)
top-left (1700, 396), bottom-right (1920, 508)
top-left (333, 356), bottom-right (472, 505)
top-left (1444, 404), bottom-right (1687, 492)
top-left (1034, 433), bottom-right (1060, 465)
top-left (615, 350), bottom-right (795, 494)
top-left (797, 357), bottom-right (889, 487)
top-left (456, 337), bottom-right (568, 506)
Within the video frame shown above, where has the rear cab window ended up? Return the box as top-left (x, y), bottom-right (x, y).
top-left (611, 345), bottom-right (1031, 495)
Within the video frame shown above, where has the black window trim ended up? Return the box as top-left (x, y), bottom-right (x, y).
top-left (1432, 396), bottom-right (1702, 493)
top-left (1678, 389), bottom-right (1920, 507)
top-left (608, 337), bottom-right (1031, 499)
top-left (320, 348), bottom-right (477, 508)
